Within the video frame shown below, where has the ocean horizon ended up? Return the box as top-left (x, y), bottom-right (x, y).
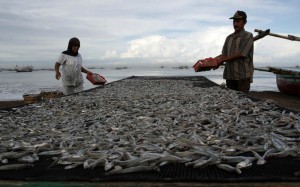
top-left (0, 65), bottom-right (291, 101)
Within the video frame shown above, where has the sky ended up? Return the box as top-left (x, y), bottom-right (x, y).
top-left (0, 0), bottom-right (300, 68)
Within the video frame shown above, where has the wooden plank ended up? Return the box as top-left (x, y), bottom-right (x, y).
top-left (254, 67), bottom-right (271, 72)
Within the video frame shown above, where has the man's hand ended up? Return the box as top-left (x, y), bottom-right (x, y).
top-left (213, 58), bottom-right (223, 70)
top-left (56, 71), bottom-right (61, 80)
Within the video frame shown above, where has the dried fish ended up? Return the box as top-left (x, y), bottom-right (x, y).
top-left (236, 158), bottom-right (254, 169)
top-left (0, 164), bottom-right (33, 170)
top-left (106, 165), bottom-right (160, 175)
top-left (251, 151), bottom-right (266, 165)
top-left (18, 154), bottom-right (39, 163)
top-left (217, 164), bottom-right (241, 174)
top-left (0, 79), bottom-right (299, 175)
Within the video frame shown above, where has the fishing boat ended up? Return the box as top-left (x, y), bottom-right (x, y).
top-left (15, 65), bottom-right (33, 72)
top-left (268, 67), bottom-right (300, 96)
top-left (253, 29), bottom-right (300, 96)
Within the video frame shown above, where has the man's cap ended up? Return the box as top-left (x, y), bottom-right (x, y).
top-left (230, 10), bottom-right (247, 20)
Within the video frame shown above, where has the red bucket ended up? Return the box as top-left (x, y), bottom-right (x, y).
top-left (86, 73), bottom-right (107, 85)
top-left (193, 58), bottom-right (218, 72)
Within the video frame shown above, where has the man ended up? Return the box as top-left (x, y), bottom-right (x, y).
top-left (214, 11), bottom-right (254, 93)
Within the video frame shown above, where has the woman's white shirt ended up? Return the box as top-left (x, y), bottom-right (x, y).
top-left (57, 53), bottom-right (84, 86)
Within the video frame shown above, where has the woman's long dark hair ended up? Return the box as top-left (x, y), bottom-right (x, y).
top-left (62, 37), bottom-right (80, 57)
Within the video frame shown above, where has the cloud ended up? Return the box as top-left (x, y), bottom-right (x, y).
top-left (0, 0), bottom-right (300, 67)
top-left (117, 27), bottom-right (300, 66)
top-left (254, 35), bottom-right (300, 65)
top-left (104, 50), bottom-right (118, 58)
top-left (119, 27), bottom-right (228, 60)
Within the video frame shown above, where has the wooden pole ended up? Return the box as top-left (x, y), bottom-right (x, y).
top-left (254, 29), bottom-right (270, 41)
top-left (254, 29), bottom-right (300, 41)
top-left (268, 67), bottom-right (300, 75)
top-left (254, 67), bottom-right (271, 72)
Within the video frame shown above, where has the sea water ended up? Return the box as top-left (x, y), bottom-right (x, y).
top-left (0, 67), bottom-right (282, 101)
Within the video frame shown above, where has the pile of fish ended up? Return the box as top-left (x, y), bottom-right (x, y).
top-left (0, 78), bottom-right (300, 175)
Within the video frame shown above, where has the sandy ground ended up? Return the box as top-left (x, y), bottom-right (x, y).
top-left (0, 91), bottom-right (299, 112)
top-left (249, 91), bottom-right (300, 112)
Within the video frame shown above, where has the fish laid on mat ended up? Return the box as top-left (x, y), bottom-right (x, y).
top-left (0, 79), bottom-right (299, 175)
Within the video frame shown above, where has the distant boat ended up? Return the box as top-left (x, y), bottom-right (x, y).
top-left (116, 67), bottom-right (127, 70)
top-left (15, 65), bottom-right (33, 72)
top-left (173, 65), bottom-right (189, 69)
top-left (178, 65), bottom-right (189, 69)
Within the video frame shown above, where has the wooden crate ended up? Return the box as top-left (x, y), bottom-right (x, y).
top-left (23, 94), bottom-right (42, 104)
top-left (41, 91), bottom-right (64, 100)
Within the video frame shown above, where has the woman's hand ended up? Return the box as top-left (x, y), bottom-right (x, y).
top-left (56, 71), bottom-right (61, 80)
top-left (55, 62), bottom-right (61, 80)
top-left (81, 67), bottom-right (93, 75)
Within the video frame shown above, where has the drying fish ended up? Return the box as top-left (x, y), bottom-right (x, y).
top-left (38, 150), bottom-right (67, 156)
top-left (0, 79), bottom-right (299, 175)
top-left (105, 165), bottom-right (160, 175)
top-left (18, 154), bottom-right (39, 163)
top-left (0, 164), bottom-right (33, 170)
top-left (251, 151), bottom-right (266, 165)
top-left (236, 158), bottom-right (254, 169)
top-left (217, 164), bottom-right (241, 174)
top-left (65, 163), bottom-right (81, 170)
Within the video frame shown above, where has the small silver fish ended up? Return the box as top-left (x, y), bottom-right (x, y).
top-left (106, 165), bottom-right (160, 175)
top-left (217, 164), bottom-right (241, 174)
top-left (64, 163), bottom-right (81, 170)
top-left (38, 150), bottom-right (67, 156)
top-left (18, 154), bottom-right (39, 163)
top-left (236, 158), bottom-right (253, 169)
top-left (251, 151), bottom-right (266, 165)
top-left (0, 164), bottom-right (34, 170)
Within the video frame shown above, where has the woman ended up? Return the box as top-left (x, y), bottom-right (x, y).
top-left (55, 37), bottom-right (92, 95)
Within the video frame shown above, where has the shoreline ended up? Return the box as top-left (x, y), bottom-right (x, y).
top-left (0, 90), bottom-right (299, 111)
